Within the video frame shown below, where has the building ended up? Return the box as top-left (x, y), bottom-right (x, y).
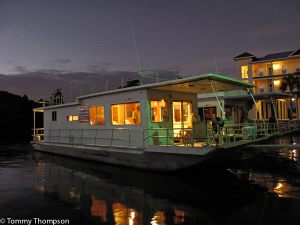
top-left (233, 47), bottom-right (300, 120)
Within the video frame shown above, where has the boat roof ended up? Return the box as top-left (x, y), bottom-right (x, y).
top-left (149, 73), bottom-right (255, 94)
top-left (78, 73), bottom-right (256, 100)
top-left (198, 92), bottom-right (292, 101)
top-left (35, 72), bottom-right (256, 110)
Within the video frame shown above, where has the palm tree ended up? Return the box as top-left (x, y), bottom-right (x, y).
top-left (279, 74), bottom-right (300, 120)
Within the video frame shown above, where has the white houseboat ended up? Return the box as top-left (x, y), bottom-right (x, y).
top-left (32, 71), bottom-right (259, 171)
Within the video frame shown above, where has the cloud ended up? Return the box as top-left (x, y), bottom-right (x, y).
top-left (0, 66), bottom-right (184, 101)
top-left (11, 63), bottom-right (29, 73)
top-left (80, 62), bottom-right (114, 73)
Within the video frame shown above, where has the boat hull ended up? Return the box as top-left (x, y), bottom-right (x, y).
top-left (31, 142), bottom-right (222, 171)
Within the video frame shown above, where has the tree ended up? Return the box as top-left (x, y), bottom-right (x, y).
top-left (279, 74), bottom-right (300, 120)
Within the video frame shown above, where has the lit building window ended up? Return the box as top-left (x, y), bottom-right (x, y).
top-left (111, 102), bottom-right (140, 125)
top-left (90, 106), bottom-right (105, 125)
top-left (241, 66), bottom-right (248, 79)
top-left (150, 100), bottom-right (168, 122)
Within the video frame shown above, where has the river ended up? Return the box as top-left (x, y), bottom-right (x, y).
top-left (1, 133), bottom-right (300, 225)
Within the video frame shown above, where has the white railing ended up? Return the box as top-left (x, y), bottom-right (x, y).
top-left (253, 66), bottom-right (300, 77)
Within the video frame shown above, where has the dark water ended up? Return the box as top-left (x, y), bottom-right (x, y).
top-left (1, 134), bottom-right (300, 225)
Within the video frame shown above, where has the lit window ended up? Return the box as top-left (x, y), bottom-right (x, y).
top-left (151, 100), bottom-right (168, 122)
top-left (111, 102), bottom-right (140, 125)
top-left (67, 115), bottom-right (78, 121)
top-left (90, 106), bottom-right (105, 125)
top-left (173, 102), bottom-right (191, 122)
top-left (241, 66), bottom-right (248, 79)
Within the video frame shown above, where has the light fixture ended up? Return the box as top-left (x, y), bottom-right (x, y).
top-left (274, 80), bottom-right (279, 85)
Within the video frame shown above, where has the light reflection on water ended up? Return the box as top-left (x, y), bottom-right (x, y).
top-left (1, 134), bottom-right (300, 225)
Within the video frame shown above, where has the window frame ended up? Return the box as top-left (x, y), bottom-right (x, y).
top-left (52, 111), bottom-right (57, 121)
top-left (89, 105), bottom-right (105, 125)
top-left (111, 102), bottom-right (140, 125)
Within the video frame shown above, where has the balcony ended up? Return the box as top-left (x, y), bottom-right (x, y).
top-left (253, 66), bottom-right (300, 77)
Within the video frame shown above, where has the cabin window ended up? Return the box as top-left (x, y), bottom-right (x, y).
top-left (90, 106), bottom-right (105, 125)
top-left (151, 100), bottom-right (168, 122)
top-left (224, 105), bottom-right (233, 120)
top-left (67, 115), bottom-right (78, 121)
top-left (203, 107), bottom-right (216, 121)
top-left (111, 102), bottom-right (140, 125)
top-left (52, 111), bottom-right (57, 121)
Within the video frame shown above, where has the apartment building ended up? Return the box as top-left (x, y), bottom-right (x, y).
top-left (233, 47), bottom-right (300, 120)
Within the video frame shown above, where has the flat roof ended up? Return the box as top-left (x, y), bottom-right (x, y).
top-left (198, 92), bottom-right (292, 101)
top-left (149, 73), bottom-right (256, 94)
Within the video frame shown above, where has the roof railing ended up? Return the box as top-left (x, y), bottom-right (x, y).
top-left (38, 70), bottom-right (186, 107)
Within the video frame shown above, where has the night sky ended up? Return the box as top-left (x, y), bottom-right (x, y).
top-left (0, 0), bottom-right (299, 100)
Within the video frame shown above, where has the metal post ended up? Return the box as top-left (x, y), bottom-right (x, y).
top-left (94, 129), bottom-right (97, 146)
top-left (70, 88), bottom-right (72, 103)
top-left (106, 79), bottom-right (108, 91)
top-left (209, 80), bottom-right (228, 125)
top-left (33, 111), bottom-right (36, 141)
top-left (111, 129), bottom-right (114, 149)
top-left (249, 90), bottom-right (265, 123)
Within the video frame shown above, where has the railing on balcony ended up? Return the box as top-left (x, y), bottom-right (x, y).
top-left (253, 66), bottom-right (300, 77)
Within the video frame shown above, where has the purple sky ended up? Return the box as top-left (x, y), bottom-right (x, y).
top-left (0, 0), bottom-right (299, 101)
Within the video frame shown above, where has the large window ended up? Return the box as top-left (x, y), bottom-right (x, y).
top-left (90, 106), bottom-right (105, 125)
top-left (241, 66), bottom-right (248, 79)
top-left (151, 100), bottom-right (168, 122)
top-left (111, 102), bottom-right (140, 125)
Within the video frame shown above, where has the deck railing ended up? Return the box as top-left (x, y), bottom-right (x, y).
top-left (33, 128), bottom-right (132, 149)
top-left (39, 70), bottom-right (185, 106)
top-left (32, 121), bottom-right (299, 149)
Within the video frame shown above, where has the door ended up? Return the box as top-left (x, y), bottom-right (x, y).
top-left (172, 101), bottom-right (192, 141)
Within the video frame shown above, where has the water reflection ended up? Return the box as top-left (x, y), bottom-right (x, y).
top-left (2, 136), bottom-right (300, 224)
top-left (31, 151), bottom-right (259, 225)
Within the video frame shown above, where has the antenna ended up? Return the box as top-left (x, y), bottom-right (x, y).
top-left (214, 50), bottom-right (218, 74)
top-left (131, 22), bottom-right (143, 82)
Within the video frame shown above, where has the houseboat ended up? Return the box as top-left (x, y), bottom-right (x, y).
top-left (32, 70), bottom-right (264, 171)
